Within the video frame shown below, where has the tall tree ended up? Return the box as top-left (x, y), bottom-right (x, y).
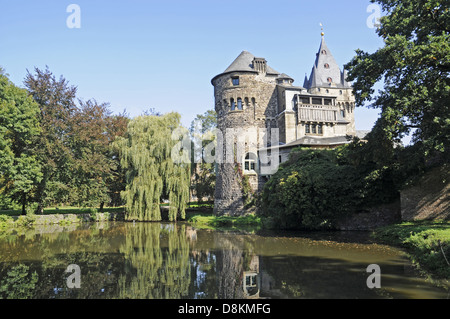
top-left (105, 111), bottom-right (130, 207)
top-left (189, 110), bottom-right (217, 202)
top-left (115, 112), bottom-right (190, 221)
top-left (345, 0), bottom-right (450, 159)
top-left (24, 67), bottom-right (78, 212)
top-left (69, 99), bottom-right (113, 208)
top-left (0, 73), bottom-right (42, 214)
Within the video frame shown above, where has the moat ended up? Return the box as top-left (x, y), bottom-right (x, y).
top-left (0, 222), bottom-right (448, 299)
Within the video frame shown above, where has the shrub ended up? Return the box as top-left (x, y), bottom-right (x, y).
top-left (259, 148), bottom-right (364, 230)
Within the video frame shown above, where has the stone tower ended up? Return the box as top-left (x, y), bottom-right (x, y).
top-left (211, 51), bottom-right (280, 216)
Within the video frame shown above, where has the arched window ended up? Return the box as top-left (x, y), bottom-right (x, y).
top-left (243, 153), bottom-right (258, 173)
top-left (324, 63), bottom-right (330, 69)
top-left (231, 98), bottom-right (235, 111)
top-left (237, 98), bottom-right (243, 110)
top-left (321, 50), bottom-right (327, 55)
top-left (327, 77), bottom-right (332, 83)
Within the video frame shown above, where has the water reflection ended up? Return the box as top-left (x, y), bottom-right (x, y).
top-left (0, 222), bottom-right (448, 299)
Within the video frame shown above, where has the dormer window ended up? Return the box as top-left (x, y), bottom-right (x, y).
top-left (324, 63), bottom-right (330, 69)
top-left (327, 77), bottom-right (332, 83)
top-left (321, 50), bottom-right (327, 55)
top-left (232, 77), bottom-right (240, 86)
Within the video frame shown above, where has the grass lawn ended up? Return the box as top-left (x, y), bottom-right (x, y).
top-left (186, 213), bottom-right (262, 229)
top-left (373, 220), bottom-right (450, 280)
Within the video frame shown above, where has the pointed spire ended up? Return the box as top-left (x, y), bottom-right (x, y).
top-left (306, 35), bottom-right (345, 89)
top-left (303, 73), bottom-right (309, 88)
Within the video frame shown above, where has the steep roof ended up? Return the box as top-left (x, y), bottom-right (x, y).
top-left (212, 51), bottom-right (280, 83)
top-left (304, 36), bottom-right (351, 89)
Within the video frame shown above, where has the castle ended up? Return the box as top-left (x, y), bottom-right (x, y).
top-left (211, 35), bottom-right (362, 216)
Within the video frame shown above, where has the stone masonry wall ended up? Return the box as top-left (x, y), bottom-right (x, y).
top-left (213, 72), bottom-right (278, 215)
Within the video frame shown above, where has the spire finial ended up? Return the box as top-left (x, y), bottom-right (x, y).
top-left (320, 23), bottom-right (324, 37)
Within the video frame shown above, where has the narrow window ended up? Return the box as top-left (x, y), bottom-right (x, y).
top-left (232, 77), bottom-right (239, 86)
top-left (237, 98), bottom-right (243, 110)
top-left (305, 124), bottom-right (311, 134)
top-left (318, 124), bottom-right (323, 135)
top-left (327, 77), bottom-right (332, 83)
top-left (312, 124), bottom-right (317, 134)
top-left (324, 63), bottom-right (330, 69)
top-left (231, 98), bottom-right (235, 111)
top-left (340, 109), bottom-right (346, 118)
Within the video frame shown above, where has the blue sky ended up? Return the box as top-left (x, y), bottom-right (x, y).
top-left (0, 0), bottom-right (384, 130)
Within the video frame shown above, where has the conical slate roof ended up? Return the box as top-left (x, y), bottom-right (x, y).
top-left (212, 51), bottom-right (280, 83)
top-left (305, 36), bottom-right (351, 89)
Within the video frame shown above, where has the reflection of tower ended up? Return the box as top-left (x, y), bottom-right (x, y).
top-left (214, 233), bottom-right (262, 299)
top-left (243, 255), bottom-right (260, 299)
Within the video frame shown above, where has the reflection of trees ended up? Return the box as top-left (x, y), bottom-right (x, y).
top-left (0, 223), bottom-right (125, 299)
top-left (0, 264), bottom-right (38, 299)
top-left (117, 223), bottom-right (191, 299)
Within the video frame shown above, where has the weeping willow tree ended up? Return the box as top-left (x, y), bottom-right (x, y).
top-left (114, 112), bottom-right (190, 221)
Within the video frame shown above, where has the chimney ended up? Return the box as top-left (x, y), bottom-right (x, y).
top-left (252, 57), bottom-right (267, 74)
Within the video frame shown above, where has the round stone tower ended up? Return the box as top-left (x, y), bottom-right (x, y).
top-left (211, 51), bottom-right (280, 216)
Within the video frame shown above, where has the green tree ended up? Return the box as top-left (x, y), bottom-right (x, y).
top-left (105, 111), bottom-right (129, 207)
top-left (24, 67), bottom-right (78, 212)
top-left (115, 113), bottom-right (190, 221)
top-left (345, 0), bottom-right (450, 159)
top-left (68, 99), bottom-right (128, 209)
top-left (260, 148), bottom-right (363, 230)
top-left (0, 73), bottom-right (42, 215)
top-left (189, 110), bottom-right (217, 203)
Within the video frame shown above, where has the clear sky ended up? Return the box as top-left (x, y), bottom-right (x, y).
top-left (0, 0), bottom-right (385, 130)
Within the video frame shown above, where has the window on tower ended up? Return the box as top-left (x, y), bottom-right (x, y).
top-left (237, 98), bottom-right (243, 110)
top-left (244, 153), bottom-right (258, 174)
top-left (232, 77), bottom-right (240, 86)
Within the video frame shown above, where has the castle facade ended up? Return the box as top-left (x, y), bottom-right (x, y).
top-left (211, 36), bottom-right (359, 216)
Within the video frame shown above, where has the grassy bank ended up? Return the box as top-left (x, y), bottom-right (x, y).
top-left (186, 213), bottom-right (262, 230)
top-left (373, 221), bottom-right (450, 280)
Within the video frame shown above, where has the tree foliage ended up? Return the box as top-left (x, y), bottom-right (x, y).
top-left (20, 67), bottom-right (129, 211)
top-left (260, 148), bottom-right (364, 230)
top-left (115, 113), bottom-right (190, 221)
top-left (189, 110), bottom-right (217, 203)
top-left (0, 73), bottom-right (42, 214)
top-left (345, 0), bottom-right (450, 158)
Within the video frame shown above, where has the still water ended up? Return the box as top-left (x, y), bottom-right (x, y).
top-left (0, 222), bottom-right (448, 299)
